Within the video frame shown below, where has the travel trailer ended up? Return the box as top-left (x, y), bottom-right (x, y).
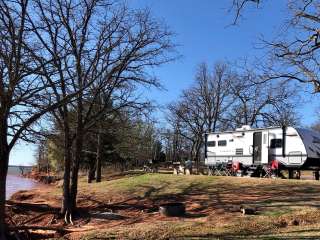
top-left (204, 125), bottom-right (320, 178)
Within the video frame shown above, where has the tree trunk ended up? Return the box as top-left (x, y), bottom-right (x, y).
top-left (70, 98), bottom-right (83, 212)
top-left (95, 129), bottom-right (102, 182)
top-left (87, 157), bottom-right (96, 183)
top-left (190, 141), bottom-right (196, 162)
top-left (70, 136), bottom-right (82, 212)
top-left (61, 121), bottom-right (71, 215)
top-left (194, 139), bottom-right (202, 173)
top-left (173, 130), bottom-right (178, 162)
top-left (0, 151), bottom-right (9, 239)
top-left (0, 114), bottom-right (10, 239)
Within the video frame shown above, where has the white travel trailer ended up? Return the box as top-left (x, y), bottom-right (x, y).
top-left (205, 125), bottom-right (320, 177)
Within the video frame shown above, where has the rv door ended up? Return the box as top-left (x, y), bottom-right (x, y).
top-left (253, 132), bottom-right (262, 165)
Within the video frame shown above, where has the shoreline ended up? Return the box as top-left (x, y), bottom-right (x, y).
top-left (6, 182), bottom-right (61, 239)
top-left (22, 170), bottom-right (61, 184)
top-left (6, 174), bottom-right (43, 200)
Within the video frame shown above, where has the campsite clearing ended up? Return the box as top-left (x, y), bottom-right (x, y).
top-left (9, 173), bottom-right (320, 239)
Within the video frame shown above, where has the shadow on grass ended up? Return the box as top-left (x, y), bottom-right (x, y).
top-left (145, 179), bottom-right (320, 215)
top-left (90, 176), bottom-right (320, 220)
top-left (77, 175), bottom-right (320, 239)
top-left (78, 174), bottom-right (320, 238)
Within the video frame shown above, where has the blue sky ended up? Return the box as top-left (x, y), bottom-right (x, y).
top-left (10, 0), bottom-right (320, 166)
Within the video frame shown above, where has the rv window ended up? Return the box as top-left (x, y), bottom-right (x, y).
top-left (270, 139), bottom-right (282, 148)
top-left (207, 141), bottom-right (215, 147)
top-left (218, 140), bottom-right (227, 147)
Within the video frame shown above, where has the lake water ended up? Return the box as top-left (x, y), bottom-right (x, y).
top-left (6, 174), bottom-right (40, 200)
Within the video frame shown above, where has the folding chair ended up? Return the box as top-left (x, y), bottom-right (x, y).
top-left (225, 161), bottom-right (234, 176)
top-left (214, 163), bottom-right (225, 176)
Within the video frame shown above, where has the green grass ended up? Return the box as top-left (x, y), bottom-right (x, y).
top-left (77, 173), bottom-right (221, 200)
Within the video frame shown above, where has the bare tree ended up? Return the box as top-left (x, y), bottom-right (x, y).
top-left (30, 0), bottom-right (175, 222)
top-left (263, 1), bottom-right (320, 93)
top-left (230, 0), bottom-right (320, 95)
top-left (230, 0), bottom-right (261, 24)
top-left (0, 0), bottom-right (85, 237)
top-left (229, 70), bottom-right (300, 128)
top-left (168, 62), bottom-right (234, 168)
top-left (167, 60), bottom-right (300, 169)
top-left (196, 62), bottom-right (234, 132)
top-left (161, 117), bottom-right (189, 164)
top-left (168, 92), bottom-right (206, 168)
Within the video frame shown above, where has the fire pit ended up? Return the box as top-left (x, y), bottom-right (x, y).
top-left (159, 202), bottom-right (185, 217)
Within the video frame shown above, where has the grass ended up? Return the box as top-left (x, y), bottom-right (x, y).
top-left (47, 173), bottom-right (320, 239)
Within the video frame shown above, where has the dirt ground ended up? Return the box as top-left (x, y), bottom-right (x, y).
top-left (7, 172), bottom-right (320, 239)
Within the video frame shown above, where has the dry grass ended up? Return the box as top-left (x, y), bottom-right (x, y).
top-left (74, 174), bottom-right (320, 239)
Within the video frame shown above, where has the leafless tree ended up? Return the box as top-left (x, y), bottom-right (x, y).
top-left (168, 62), bottom-right (234, 168)
top-left (263, 1), bottom-right (320, 94)
top-left (0, 0), bottom-right (89, 237)
top-left (30, 0), bottom-right (175, 222)
top-left (168, 61), bottom-right (300, 168)
top-left (168, 94), bottom-right (205, 168)
top-left (229, 0), bottom-right (261, 24)
top-left (230, 0), bottom-right (320, 95)
top-left (229, 70), bottom-right (300, 128)
top-left (165, 113), bottom-right (192, 161)
top-left (196, 62), bottom-right (234, 132)
top-left (0, 0), bottom-right (43, 237)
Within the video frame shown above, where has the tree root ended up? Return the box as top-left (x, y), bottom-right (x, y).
top-left (21, 212), bottom-right (48, 225)
top-left (69, 212), bottom-right (74, 225)
top-left (64, 210), bottom-right (74, 225)
top-left (64, 210), bottom-right (69, 224)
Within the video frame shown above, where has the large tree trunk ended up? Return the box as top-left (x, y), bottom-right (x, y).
top-left (0, 151), bottom-right (9, 239)
top-left (70, 98), bottom-right (83, 212)
top-left (61, 120), bottom-right (72, 216)
top-left (95, 129), bottom-right (102, 182)
top-left (70, 143), bottom-right (81, 212)
top-left (0, 115), bottom-right (9, 239)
